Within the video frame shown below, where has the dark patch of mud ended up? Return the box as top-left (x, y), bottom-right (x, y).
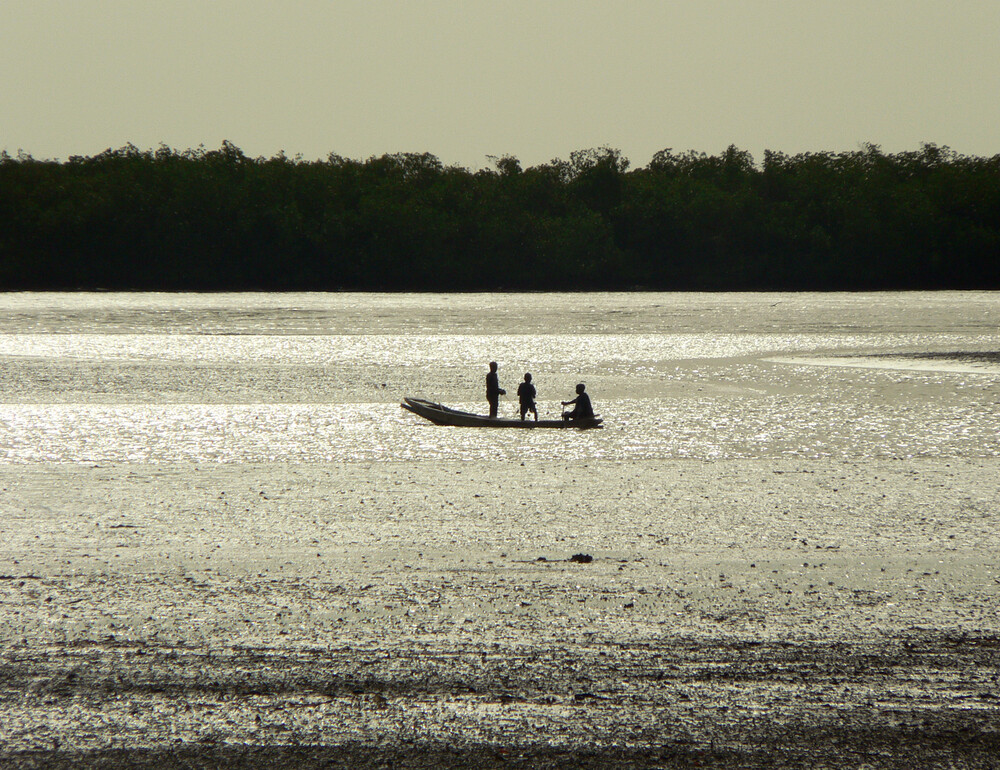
top-left (2, 632), bottom-right (998, 769)
top-left (6, 725), bottom-right (999, 769)
top-left (0, 743), bottom-right (753, 769)
top-left (871, 351), bottom-right (1000, 364)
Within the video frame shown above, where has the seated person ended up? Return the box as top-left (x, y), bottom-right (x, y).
top-left (561, 383), bottom-right (594, 421)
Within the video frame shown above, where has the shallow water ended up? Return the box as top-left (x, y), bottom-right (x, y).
top-left (1, 291), bottom-right (998, 463)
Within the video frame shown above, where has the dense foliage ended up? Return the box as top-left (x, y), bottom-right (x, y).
top-left (2, 142), bottom-right (998, 290)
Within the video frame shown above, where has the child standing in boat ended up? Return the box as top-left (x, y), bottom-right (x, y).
top-left (517, 373), bottom-right (538, 421)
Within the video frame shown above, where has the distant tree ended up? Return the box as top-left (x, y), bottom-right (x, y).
top-left (1, 141), bottom-right (998, 290)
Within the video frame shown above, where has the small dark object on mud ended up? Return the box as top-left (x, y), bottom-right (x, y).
top-left (569, 554), bottom-right (593, 564)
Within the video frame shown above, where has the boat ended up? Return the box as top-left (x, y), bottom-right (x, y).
top-left (401, 397), bottom-right (603, 429)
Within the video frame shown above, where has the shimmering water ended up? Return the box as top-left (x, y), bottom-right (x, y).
top-left (1, 292), bottom-right (999, 463)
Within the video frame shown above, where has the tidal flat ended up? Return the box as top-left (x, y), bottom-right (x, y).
top-left (1, 292), bottom-right (999, 767)
top-left (2, 459), bottom-right (998, 768)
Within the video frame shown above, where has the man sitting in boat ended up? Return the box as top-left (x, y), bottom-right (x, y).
top-left (561, 383), bottom-right (594, 422)
top-left (517, 372), bottom-right (538, 421)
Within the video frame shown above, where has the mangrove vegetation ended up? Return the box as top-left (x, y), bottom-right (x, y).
top-left (1, 142), bottom-right (998, 290)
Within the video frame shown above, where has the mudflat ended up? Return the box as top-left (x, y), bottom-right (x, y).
top-left (2, 457), bottom-right (998, 768)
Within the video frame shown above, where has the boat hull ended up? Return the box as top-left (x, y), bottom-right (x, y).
top-left (401, 397), bottom-right (602, 429)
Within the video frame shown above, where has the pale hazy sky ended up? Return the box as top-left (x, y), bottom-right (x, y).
top-left (3, 0), bottom-right (998, 169)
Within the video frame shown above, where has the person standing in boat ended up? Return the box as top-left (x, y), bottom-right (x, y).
top-left (561, 383), bottom-right (594, 421)
top-left (517, 372), bottom-right (538, 422)
top-left (486, 361), bottom-right (506, 418)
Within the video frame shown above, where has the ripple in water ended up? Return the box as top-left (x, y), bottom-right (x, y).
top-left (1, 293), bottom-right (998, 464)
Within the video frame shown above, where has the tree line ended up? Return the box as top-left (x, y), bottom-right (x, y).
top-left (1, 142), bottom-right (998, 290)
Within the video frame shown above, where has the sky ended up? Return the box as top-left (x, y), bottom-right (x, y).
top-left (3, 0), bottom-right (999, 169)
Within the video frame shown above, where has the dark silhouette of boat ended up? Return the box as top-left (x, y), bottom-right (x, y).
top-left (401, 397), bottom-right (603, 429)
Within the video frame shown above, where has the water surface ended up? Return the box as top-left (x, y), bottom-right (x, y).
top-left (1, 292), bottom-right (998, 463)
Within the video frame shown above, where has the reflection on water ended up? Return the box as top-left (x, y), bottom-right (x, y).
top-left (0, 331), bottom-right (995, 367)
top-left (0, 387), bottom-right (997, 464)
top-left (0, 293), bottom-right (998, 463)
top-left (2, 291), bottom-right (998, 335)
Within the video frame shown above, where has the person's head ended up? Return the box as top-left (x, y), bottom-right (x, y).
top-left (524, 373), bottom-right (532, 382)
top-left (489, 361), bottom-right (498, 372)
top-left (576, 383), bottom-right (586, 394)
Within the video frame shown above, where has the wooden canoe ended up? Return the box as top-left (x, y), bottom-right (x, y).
top-left (401, 397), bottom-right (603, 429)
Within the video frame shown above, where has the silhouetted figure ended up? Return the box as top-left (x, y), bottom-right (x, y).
top-left (562, 383), bottom-right (594, 421)
top-left (517, 373), bottom-right (538, 421)
top-left (486, 361), bottom-right (505, 418)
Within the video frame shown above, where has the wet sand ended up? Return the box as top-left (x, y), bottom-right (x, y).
top-left (1, 457), bottom-right (998, 768)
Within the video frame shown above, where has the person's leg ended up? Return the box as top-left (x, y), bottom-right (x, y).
top-left (489, 397), bottom-right (499, 418)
